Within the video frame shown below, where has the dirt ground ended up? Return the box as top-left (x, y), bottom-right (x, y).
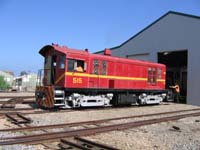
top-left (85, 116), bottom-right (200, 150)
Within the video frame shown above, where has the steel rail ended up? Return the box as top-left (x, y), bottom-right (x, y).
top-left (0, 105), bottom-right (111, 113)
top-left (0, 100), bottom-right (35, 104)
top-left (59, 137), bottom-right (120, 150)
top-left (74, 136), bottom-right (120, 150)
top-left (0, 108), bottom-right (76, 117)
top-left (59, 139), bottom-right (91, 150)
top-left (1, 108), bottom-right (200, 133)
top-left (0, 96), bottom-right (35, 99)
top-left (0, 97), bottom-right (35, 109)
top-left (0, 111), bottom-right (200, 145)
top-left (0, 104), bottom-right (160, 115)
top-left (0, 107), bottom-right (36, 111)
top-left (5, 113), bottom-right (32, 124)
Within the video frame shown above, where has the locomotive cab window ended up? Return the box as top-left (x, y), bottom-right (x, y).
top-left (93, 60), bottom-right (99, 75)
top-left (148, 67), bottom-right (156, 84)
top-left (92, 60), bottom-right (107, 75)
top-left (67, 59), bottom-right (86, 72)
top-left (59, 55), bottom-right (65, 69)
top-left (52, 55), bottom-right (57, 67)
top-left (102, 61), bottom-right (107, 75)
top-left (157, 68), bottom-right (162, 79)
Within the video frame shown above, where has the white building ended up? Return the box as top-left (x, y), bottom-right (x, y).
top-left (13, 73), bottom-right (37, 91)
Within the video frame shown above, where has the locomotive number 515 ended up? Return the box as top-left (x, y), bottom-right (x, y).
top-left (73, 77), bottom-right (83, 84)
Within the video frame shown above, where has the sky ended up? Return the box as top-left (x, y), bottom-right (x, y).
top-left (0, 0), bottom-right (200, 76)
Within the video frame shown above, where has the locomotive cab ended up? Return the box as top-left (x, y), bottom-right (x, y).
top-left (35, 44), bottom-right (90, 108)
top-left (35, 45), bottom-right (67, 108)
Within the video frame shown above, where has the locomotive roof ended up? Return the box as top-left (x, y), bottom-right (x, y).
top-left (39, 44), bottom-right (89, 56)
top-left (39, 44), bottom-right (165, 67)
top-left (93, 53), bottom-right (164, 67)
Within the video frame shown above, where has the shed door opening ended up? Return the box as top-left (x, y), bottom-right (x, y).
top-left (158, 50), bottom-right (188, 103)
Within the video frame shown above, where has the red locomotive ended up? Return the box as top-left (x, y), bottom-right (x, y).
top-left (35, 44), bottom-right (167, 108)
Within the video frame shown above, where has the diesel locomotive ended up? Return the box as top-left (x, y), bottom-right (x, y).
top-left (35, 44), bottom-right (167, 108)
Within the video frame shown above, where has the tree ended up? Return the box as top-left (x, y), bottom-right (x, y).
top-left (0, 75), bottom-right (10, 90)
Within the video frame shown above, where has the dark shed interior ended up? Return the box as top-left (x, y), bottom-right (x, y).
top-left (158, 50), bottom-right (188, 103)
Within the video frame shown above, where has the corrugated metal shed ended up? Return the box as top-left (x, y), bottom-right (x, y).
top-left (95, 11), bottom-right (200, 106)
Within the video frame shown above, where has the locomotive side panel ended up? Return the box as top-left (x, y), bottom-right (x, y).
top-left (62, 51), bottom-right (166, 91)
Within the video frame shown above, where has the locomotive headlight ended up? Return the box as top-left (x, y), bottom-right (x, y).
top-left (142, 93), bottom-right (147, 97)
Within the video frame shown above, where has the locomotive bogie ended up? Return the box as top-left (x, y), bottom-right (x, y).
top-left (64, 93), bottom-right (113, 108)
top-left (138, 93), bottom-right (164, 105)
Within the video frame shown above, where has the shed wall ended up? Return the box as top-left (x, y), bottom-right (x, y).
top-left (103, 14), bottom-right (200, 105)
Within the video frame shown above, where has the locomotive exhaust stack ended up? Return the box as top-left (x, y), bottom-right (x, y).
top-left (35, 44), bottom-right (167, 109)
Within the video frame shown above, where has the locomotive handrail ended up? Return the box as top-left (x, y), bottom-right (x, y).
top-left (36, 69), bottom-right (51, 86)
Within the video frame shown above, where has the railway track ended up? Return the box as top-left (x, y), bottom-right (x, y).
top-left (1, 108), bottom-right (200, 145)
top-left (5, 113), bottom-right (32, 124)
top-left (0, 108), bottom-right (75, 118)
top-left (0, 96), bottom-right (35, 99)
top-left (0, 100), bottom-right (35, 105)
top-left (1, 108), bottom-right (200, 132)
top-left (0, 96), bottom-right (35, 109)
top-left (0, 107), bottom-right (36, 111)
top-left (58, 136), bottom-right (120, 150)
top-left (0, 107), bottom-right (109, 118)
top-left (0, 103), bottom-right (169, 116)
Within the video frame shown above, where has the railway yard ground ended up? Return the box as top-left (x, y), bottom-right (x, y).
top-left (0, 92), bottom-right (200, 150)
